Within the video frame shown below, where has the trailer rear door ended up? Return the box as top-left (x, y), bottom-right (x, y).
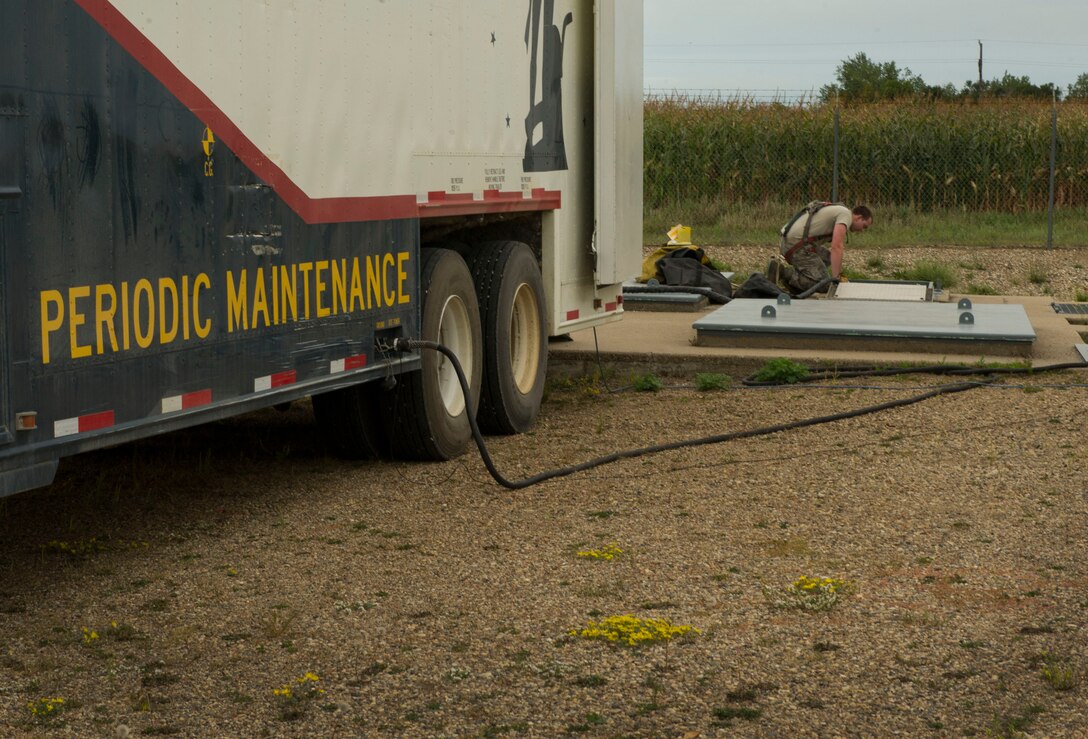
top-left (593, 0), bottom-right (643, 286)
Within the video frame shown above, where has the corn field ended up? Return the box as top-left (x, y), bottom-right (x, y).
top-left (645, 96), bottom-right (1088, 213)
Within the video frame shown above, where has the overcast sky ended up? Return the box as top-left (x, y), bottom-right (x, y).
top-left (643, 0), bottom-right (1088, 101)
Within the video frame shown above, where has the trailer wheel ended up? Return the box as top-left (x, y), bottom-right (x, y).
top-left (465, 241), bottom-right (547, 434)
top-left (385, 248), bottom-right (482, 460)
top-left (312, 382), bottom-right (389, 459)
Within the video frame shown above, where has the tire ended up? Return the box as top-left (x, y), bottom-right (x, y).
top-left (463, 241), bottom-right (547, 434)
top-left (384, 248), bottom-right (483, 460)
top-left (312, 381), bottom-right (390, 459)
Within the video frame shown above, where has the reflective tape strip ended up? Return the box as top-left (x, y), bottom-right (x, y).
top-left (162, 389), bottom-right (213, 414)
top-left (254, 370), bottom-right (297, 392)
top-left (54, 410), bottom-right (115, 438)
top-left (330, 354), bottom-right (367, 374)
top-left (566, 309), bottom-right (580, 321)
top-left (604, 302), bottom-right (617, 312)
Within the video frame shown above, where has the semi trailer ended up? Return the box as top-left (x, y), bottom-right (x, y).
top-left (0, 0), bottom-right (643, 495)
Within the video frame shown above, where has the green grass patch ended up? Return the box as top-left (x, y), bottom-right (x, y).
top-left (694, 373), bottom-right (731, 391)
top-left (750, 358), bottom-right (809, 384)
top-left (893, 260), bottom-right (958, 288)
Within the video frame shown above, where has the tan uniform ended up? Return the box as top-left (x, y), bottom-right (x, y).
top-left (776, 204), bottom-right (852, 294)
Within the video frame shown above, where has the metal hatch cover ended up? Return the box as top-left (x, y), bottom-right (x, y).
top-left (693, 299), bottom-right (1036, 357)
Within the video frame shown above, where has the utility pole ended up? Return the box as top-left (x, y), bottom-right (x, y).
top-left (977, 40), bottom-right (983, 92)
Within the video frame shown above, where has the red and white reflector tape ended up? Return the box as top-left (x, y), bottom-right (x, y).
top-left (330, 353), bottom-right (367, 374)
top-left (54, 410), bottom-right (115, 438)
top-left (161, 389), bottom-right (213, 414)
top-left (254, 370), bottom-right (297, 392)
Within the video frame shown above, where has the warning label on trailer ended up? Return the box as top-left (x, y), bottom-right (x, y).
top-left (38, 252), bottom-right (412, 364)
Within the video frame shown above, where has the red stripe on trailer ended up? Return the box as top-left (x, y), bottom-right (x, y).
top-left (604, 302), bottom-right (617, 312)
top-left (426, 191), bottom-right (474, 203)
top-left (79, 411), bottom-right (115, 432)
top-left (72, 1), bottom-right (562, 225)
top-left (344, 354), bottom-right (367, 370)
top-left (271, 370), bottom-right (297, 388)
top-left (54, 410), bottom-right (116, 436)
top-left (162, 389), bottom-right (213, 414)
top-left (419, 189), bottom-right (560, 218)
top-left (182, 389), bottom-right (213, 408)
top-left (565, 310), bottom-right (580, 321)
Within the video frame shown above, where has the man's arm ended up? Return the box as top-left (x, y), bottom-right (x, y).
top-left (829, 223), bottom-right (847, 279)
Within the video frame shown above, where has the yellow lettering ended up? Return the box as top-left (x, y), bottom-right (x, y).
top-left (158, 278), bottom-right (179, 344)
top-left (366, 255), bottom-right (381, 310)
top-left (349, 258), bottom-right (364, 312)
top-left (193, 273), bottom-right (211, 338)
top-left (133, 279), bottom-right (154, 349)
top-left (315, 260), bottom-right (330, 318)
top-left (95, 284), bottom-right (119, 355)
top-left (382, 253), bottom-right (395, 307)
top-left (121, 281), bottom-right (130, 350)
top-left (271, 265), bottom-right (280, 325)
top-left (181, 276), bottom-right (190, 340)
top-left (280, 265), bottom-right (298, 323)
top-left (40, 290), bottom-right (64, 365)
top-left (252, 267), bottom-right (270, 328)
top-left (331, 258), bottom-right (347, 314)
top-left (298, 262), bottom-right (313, 319)
top-left (227, 270), bottom-right (248, 332)
top-left (68, 286), bottom-right (92, 359)
top-left (397, 251), bottom-right (410, 305)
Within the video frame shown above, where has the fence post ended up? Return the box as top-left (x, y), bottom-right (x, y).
top-left (1047, 94), bottom-right (1057, 248)
top-left (832, 105), bottom-right (840, 202)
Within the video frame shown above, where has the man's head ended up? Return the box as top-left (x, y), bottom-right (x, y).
top-left (850, 205), bottom-right (873, 233)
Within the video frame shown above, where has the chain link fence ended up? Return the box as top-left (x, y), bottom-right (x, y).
top-left (644, 95), bottom-right (1088, 245)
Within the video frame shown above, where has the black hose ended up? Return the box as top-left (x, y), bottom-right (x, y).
top-left (393, 338), bottom-right (987, 491)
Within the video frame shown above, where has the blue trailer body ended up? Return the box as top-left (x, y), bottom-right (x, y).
top-left (0, 0), bottom-right (420, 494)
top-left (0, 0), bottom-right (644, 495)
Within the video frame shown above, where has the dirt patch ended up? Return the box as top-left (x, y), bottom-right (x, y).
top-left (1, 248), bottom-right (1087, 736)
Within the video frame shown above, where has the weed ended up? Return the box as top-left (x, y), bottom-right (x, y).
top-left (866, 254), bottom-right (886, 270)
top-left (573, 674), bottom-right (607, 687)
top-left (567, 713), bottom-right (605, 733)
top-left (712, 705), bottom-right (761, 725)
top-left (575, 543), bottom-right (623, 561)
top-left (1028, 266), bottom-right (1049, 285)
top-left (273, 672), bottom-right (325, 720)
top-left (986, 704), bottom-right (1044, 736)
top-left (27, 697), bottom-right (67, 723)
top-left (632, 373), bottom-right (664, 392)
top-left (260, 608), bottom-right (299, 639)
top-left (893, 260), bottom-right (958, 288)
top-left (1039, 653), bottom-right (1081, 690)
top-left (765, 575), bottom-right (854, 612)
top-left (967, 283), bottom-right (998, 295)
top-left (570, 614), bottom-right (700, 646)
top-left (694, 372), bottom-right (731, 391)
top-left (750, 358), bottom-right (808, 384)
top-left (1076, 290), bottom-right (1088, 302)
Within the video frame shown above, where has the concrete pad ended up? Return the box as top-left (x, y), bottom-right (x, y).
top-left (623, 293), bottom-right (709, 312)
top-left (548, 293), bottom-right (1087, 379)
top-left (692, 298), bottom-right (1035, 357)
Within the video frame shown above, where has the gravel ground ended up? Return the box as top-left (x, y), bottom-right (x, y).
top-left (1, 248), bottom-right (1088, 737)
